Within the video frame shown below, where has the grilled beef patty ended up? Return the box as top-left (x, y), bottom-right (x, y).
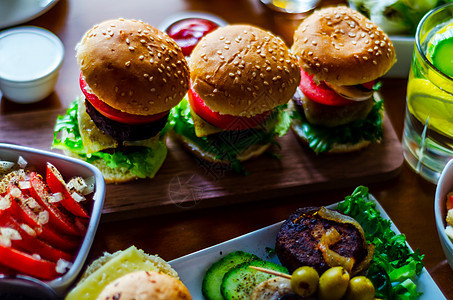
top-left (275, 207), bottom-right (368, 274)
top-left (85, 99), bottom-right (168, 141)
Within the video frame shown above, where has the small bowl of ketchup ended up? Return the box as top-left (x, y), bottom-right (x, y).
top-left (159, 12), bottom-right (228, 57)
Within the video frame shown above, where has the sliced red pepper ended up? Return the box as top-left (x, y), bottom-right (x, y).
top-left (29, 172), bottom-right (83, 236)
top-left (5, 188), bottom-right (79, 251)
top-left (0, 243), bottom-right (59, 280)
top-left (46, 163), bottom-right (89, 218)
top-left (0, 215), bottom-right (73, 262)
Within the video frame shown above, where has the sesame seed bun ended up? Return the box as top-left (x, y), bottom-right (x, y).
top-left (190, 25), bottom-right (300, 117)
top-left (292, 6), bottom-right (396, 85)
top-left (76, 18), bottom-right (190, 115)
top-left (97, 271), bottom-right (192, 300)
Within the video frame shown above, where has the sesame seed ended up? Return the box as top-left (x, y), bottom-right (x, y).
top-left (149, 76), bottom-right (154, 82)
top-left (363, 56), bottom-right (368, 60)
top-left (220, 56), bottom-right (225, 60)
top-left (129, 46), bottom-right (135, 51)
top-left (140, 39), bottom-right (146, 43)
top-left (264, 81), bottom-right (269, 86)
top-left (150, 58), bottom-right (154, 64)
top-left (125, 61), bottom-right (131, 67)
top-left (126, 38), bottom-right (130, 44)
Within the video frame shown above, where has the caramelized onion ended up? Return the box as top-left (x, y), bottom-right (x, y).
top-left (317, 207), bottom-right (375, 275)
top-left (318, 227), bottom-right (355, 273)
top-left (324, 82), bottom-right (374, 102)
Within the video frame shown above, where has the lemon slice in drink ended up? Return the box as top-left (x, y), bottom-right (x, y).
top-left (427, 23), bottom-right (453, 77)
top-left (407, 78), bottom-right (453, 137)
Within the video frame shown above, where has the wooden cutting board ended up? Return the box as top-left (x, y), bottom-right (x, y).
top-left (0, 108), bottom-right (403, 220)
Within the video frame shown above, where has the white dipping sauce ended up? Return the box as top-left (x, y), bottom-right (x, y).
top-left (0, 27), bottom-right (64, 82)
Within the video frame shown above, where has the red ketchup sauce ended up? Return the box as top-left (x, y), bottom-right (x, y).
top-left (166, 18), bottom-right (220, 56)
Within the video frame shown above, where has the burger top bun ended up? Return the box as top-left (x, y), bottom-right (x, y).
top-left (190, 25), bottom-right (300, 117)
top-left (76, 18), bottom-right (190, 116)
top-left (97, 271), bottom-right (192, 300)
top-left (292, 6), bottom-right (396, 86)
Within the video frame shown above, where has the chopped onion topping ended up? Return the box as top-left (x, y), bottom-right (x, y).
top-left (82, 176), bottom-right (95, 195)
top-left (25, 197), bottom-right (40, 209)
top-left (1, 227), bottom-right (21, 241)
top-left (0, 161), bottom-right (15, 172)
top-left (48, 192), bottom-right (63, 203)
top-left (10, 187), bottom-right (21, 198)
top-left (0, 235), bottom-right (12, 247)
top-left (56, 259), bottom-right (73, 274)
top-left (0, 196), bottom-right (11, 210)
top-left (446, 225), bottom-right (453, 240)
top-left (18, 180), bottom-right (31, 190)
top-left (71, 192), bottom-right (85, 203)
top-left (17, 156), bottom-right (27, 169)
top-left (38, 210), bottom-right (49, 225)
top-left (67, 177), bottom-right (87, 194)
top-left (21, 223), bottom-right (36, 237)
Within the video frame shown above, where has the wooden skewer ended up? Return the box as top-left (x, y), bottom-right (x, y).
top-left (248, 266), bottom-right (292, 279)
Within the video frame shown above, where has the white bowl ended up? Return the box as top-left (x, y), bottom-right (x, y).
top-left (0, 143), bottom-right (105, 297)
top-left (0, 26), bottom-right (64, 104)
top-left (435, 159), bottom-right (453, 270)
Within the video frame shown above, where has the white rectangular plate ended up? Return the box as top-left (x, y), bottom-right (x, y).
top-left (170, 196), bottom-right (445, 299)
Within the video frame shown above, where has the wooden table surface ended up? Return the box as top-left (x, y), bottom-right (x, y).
top-left (1, 0), bottom-right (452, 298)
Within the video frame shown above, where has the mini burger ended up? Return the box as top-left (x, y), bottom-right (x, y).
top-left (290, 6), bottom-right (396, 154)
top-left (170, 25), bottom-right (301, 173)
top-left (53, 19), bottom-right (190, 183)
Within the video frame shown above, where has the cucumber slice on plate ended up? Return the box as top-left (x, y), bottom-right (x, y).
top-left (202, 251), bottom-right (260, 300)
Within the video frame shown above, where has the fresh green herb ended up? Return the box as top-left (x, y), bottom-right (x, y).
top-left (337, 186), bottom-right (424, 299)
top-left (169, 96), bottom-right (291, 174)
top-left (291, 99), bottom-right (383, 154)
top-left (52, 99), bottom-right (168, 179)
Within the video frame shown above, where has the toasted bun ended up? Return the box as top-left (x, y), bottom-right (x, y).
top-left (81, 247), bottom-right (178, 282)
top-left (97, 271), bottom-right (192, 300)
top-left (175, 133), bottom-right (271, 164)
top-left (292, 6), bottom-right (396, 85)
top-left (76, 18), bottom-right (190, 115)
top-left (190, 25), bottom-right (300, 117)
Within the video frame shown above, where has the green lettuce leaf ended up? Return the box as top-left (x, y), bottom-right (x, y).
top-left (53, 99), bottom-right (168, 179)
top-left (337, 186), bottom-right (424, 299)
top-left (169, 95), bottom-right (291, 174)
top-left (291, 99), bottom-right (383, 154)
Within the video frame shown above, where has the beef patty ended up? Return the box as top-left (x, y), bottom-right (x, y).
top-left (85, 99), bottom-right (169, 142)
top-left (275, 207), bottom-right (368, 274)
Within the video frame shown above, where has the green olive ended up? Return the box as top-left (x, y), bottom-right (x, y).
top-left (290, 266), bottom-right (319, 297)
top-left (318, 266), bottom-right (350, 300)
top-left (344, 276), bottom-right (375, 300)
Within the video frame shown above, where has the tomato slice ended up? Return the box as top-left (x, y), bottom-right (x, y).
top-left (0, 243), bottom-right (59, 280)
top-left (0, 214), bottom-right (73, 262)
top-left (299, 69), bottom-right (355, 107)
top-left (29, 172), bottom-right (82, 236)
top-left (79, 73), bottom-right (168, 125)
top-left (188, 85), bottom-right (270, 130)
top-left (5, 187), bottom-right (79, 251)
top-left (361, 80), bottom-right (376, 90)
top-left (46, 163), bottom-right (89, 219)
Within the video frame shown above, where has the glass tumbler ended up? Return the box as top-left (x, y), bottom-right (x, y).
top-left (403, 3), bottom-right (453, 184)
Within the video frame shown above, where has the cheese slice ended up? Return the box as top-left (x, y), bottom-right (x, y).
top-left (77, 98), bottom-right (161, 153)
top-left (191, 108), bottom-right (223, 137)
top-left (65, 246), bottom-right (177, 300)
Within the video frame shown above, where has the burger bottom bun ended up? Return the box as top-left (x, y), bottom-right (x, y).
top-left (291, 117), bottom-right (373, 154)
top-left (173, 133), bottom-right (271, 164)
top-left (97, 271), bottom-right (192, 300)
